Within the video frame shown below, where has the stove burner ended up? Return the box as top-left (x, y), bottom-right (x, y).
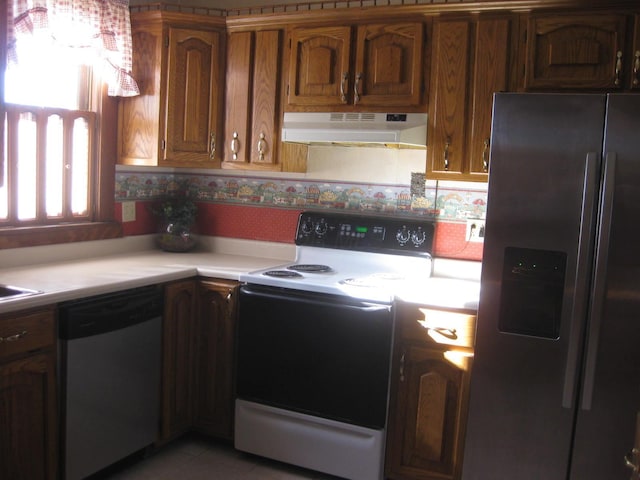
top-left (263, 270), bottom-right (304, 278)
top-left (287, 264), bottom-right (333, 273)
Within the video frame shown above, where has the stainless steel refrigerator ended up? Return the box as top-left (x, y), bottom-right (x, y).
top-left (462, 93), bottom-right (640, 479)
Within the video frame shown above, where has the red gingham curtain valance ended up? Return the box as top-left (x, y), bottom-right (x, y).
top-left (6, 0), bottom-right (139, 97)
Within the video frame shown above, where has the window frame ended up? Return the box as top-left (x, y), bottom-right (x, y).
top-left (0, 81), bottom-right (122, 249)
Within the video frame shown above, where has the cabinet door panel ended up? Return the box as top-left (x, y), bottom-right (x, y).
top-left (632, 14), bottom-right (640, 90)
top-left (161, 279), bottom-right (196, 442)
top-left (195, 280), bottom-right (238, 440)
top-left (468, 18), bottom-right (510, 177)
top-left (287, 26), bottom-right (352, 107)
top-left (427, 21), bottom-right (469, 177)
top-left (224, 31), bottom-right (253, 165)
top-left (250, 30), bottom-right (282, 167)
top-left (355, 23), bottom-right (423, 107)
top-left (386, 345), bottom-right (472, 480)
top-left (118, 25), bottom-right (163, 166)
top-left (165, 28), bottom-right (221, 166)
top-left (0, 352), bottom-right (57, 480)
top-left (525, 14), bottom-right (627, 90)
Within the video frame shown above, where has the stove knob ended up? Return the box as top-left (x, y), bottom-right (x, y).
top-left (396, 226), bottom-right (410, 246)
top-left (300, 219), bottom-right (314, 236)
top-left (315, 219), bottom-right (328, 237)
top-left (411, 228), bottom-right (427, 247)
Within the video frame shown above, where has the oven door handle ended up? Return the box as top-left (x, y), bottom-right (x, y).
top-left (240, 285), bottom-right (391, 313)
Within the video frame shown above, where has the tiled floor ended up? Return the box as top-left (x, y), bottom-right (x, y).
top-left (94, 434), bottom-right (343, 480)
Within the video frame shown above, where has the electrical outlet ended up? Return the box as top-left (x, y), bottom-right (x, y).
top-left (122, 201), bottom-right (136, 223)
top-left (466, 219), bottom-right (486, 243)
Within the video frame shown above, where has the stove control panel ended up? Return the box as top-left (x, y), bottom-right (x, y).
top-left (295, 211), bottom-right (435, 256)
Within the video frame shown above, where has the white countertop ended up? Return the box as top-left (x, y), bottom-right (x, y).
top-left (0, 235), bottom-right (481, 314)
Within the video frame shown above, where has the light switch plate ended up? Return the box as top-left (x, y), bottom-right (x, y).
top-left (122, 201), bottom-right (136, 222)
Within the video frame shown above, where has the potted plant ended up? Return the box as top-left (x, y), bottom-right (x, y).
top-left (152, 194), bottom-right (198, 252)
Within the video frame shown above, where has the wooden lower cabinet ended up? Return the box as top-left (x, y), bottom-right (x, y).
top-left (161, 279), bottom-right (197, 443)
top-left (161, 277), bottom-right (239, 443)
top-left (0, 307), bottom-right (57, 480)
top-left (386, 303), bottom-right (476, 480)
top-left (194, 279), bottom-right (239, 440)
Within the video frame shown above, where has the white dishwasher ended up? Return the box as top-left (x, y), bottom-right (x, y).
top-left (58, 285), bottom-right (163, 480)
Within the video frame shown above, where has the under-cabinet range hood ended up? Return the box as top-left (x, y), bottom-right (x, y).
top-left (281, 112), bottom-right (428, 148)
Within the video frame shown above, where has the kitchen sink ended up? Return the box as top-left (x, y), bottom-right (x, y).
top-left (0, 284), bottom-right (43, 301)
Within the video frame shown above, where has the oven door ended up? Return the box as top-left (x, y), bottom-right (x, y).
top-left (236, 284), bottom-right (394, 429)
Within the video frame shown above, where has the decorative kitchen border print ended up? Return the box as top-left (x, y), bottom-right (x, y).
top-left (115, 171), bottom-right (487, 221)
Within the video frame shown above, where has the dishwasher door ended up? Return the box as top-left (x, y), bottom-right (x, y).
top-left (58, 285), bottom-right (163, 480)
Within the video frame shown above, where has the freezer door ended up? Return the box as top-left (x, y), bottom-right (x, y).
top-left (462, 93), bottom-right (607, 479)
top-left (569, 93), bottom-right (640, 480)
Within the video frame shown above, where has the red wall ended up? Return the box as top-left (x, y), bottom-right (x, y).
top-left (116, 202), bottom-right (483, 261)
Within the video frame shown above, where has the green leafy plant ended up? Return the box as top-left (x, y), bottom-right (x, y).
top-left (151, 195), bottom-right (198, 232)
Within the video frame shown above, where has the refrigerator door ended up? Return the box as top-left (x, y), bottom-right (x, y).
top-left (569, 93), bottom-right (640, 479)
top-left (462, 93), bottom-right (607, 479)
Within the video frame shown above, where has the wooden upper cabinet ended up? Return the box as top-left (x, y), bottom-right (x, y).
top-left (165, 28), bottom-right (222, 167)
top-left (223, 29), bottom-right (283, 171)
top-left (287, 26), bottom-right (352, 108)
top-left (118, 12), bottom-right (225, 168)
top-left (354, 23), bottom-right (424, 107)
top-left (427, 16), bottom-right (511, 182)
top-left (633, 14), bottom-right (640, 90)
top-left (286, 22), bottom-right (425, 110)
top-left (524, 13), bottom-right (629, 90)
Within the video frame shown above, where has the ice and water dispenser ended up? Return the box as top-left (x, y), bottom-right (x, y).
top-left (498, 247), bottom-right (567, 339)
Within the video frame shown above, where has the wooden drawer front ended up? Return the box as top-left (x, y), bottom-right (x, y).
top-left (400, 306), bottom-right (476, 349)
top-left (0, 309), bottom-right (55, 359)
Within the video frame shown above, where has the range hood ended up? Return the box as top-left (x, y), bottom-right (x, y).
top-left (281, 112), bottom-right (428, 148)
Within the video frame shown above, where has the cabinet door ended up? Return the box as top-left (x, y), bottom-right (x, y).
top-left (386, 344), bottom-right (472, 480)
top-left (118, 22), bottom-right (164, 166)
top-left (524, 14), bottom-right (628, 90)
top-left (0, 352), bottom-right (57, 480)
top-left (287, 26), bottom-right (352, 107)
top-left (468, 18), bottom-right (510, 177)
top-left (161, 279), bottom-right (196, 443)
top-left (632, 14), bottom-right (640, 90)
top-left (194, 280), bottom-right (238, 440)
top-left (224, 30), bottom-right (282, 170)
top-left (427, 20), bottom-right (470, 177)
top-left (164, 28), bottom-right (222, 167)
top-left (354, 23), bottom-right (424, 107)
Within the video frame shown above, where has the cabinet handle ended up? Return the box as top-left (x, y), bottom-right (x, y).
top-left (0, 330), bottom-right (27, 343)
top-left (614, 50), bottom-right (623, 87)
top-left (340, 72), bottom-right (349, 103)
top-left (624, 448), bottom-right (639, 472)
top-left (226, 291), bottom-right (233, 302)
top-left (399, 351), bottom-right (405, 382)
top-left (482, 138), bottom-right (490, 172)
top-left (443, 138), bottom-right (451, 171)
top-left (209, 132), bottom-right (216, 160)
top-left (230, 132), bottom-right (239, 161)
top-left (354, 72), bottom-right (362, 105)
top-left (257, 132), bottom-right (267, 162)
top-left (633, 51), bottom-right (640, 87)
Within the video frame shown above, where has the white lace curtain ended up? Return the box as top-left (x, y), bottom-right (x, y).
top-left (6, 0), bottom-right (139, 97)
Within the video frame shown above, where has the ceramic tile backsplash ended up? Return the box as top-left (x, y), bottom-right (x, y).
top-left (115, 170), bottom-right (487, 221)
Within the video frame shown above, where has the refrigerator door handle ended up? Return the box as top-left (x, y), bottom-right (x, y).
top-left (580, 152), bottom-right (616, 411)
top-left (562, 152), bottom-right (600, 409)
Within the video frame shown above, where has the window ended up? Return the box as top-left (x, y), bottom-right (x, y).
top-left (1, 0), bottom-right (138, 248)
